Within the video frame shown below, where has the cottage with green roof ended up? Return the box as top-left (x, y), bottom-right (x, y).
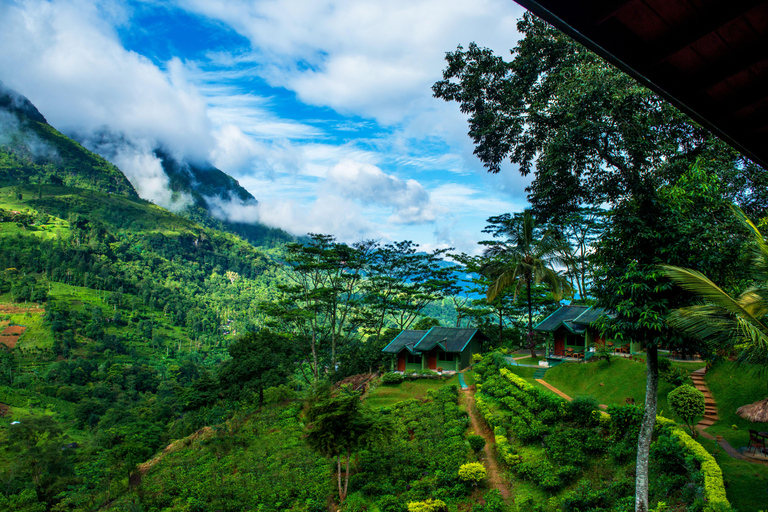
top-left (533, 305), bottom-right (637, 360)
top-left (381, 327), bottom-right (488, 372)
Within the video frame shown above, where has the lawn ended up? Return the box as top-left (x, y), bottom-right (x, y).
top-left (512, 356), bottom-right (541, 365)
top-left (366, 374), bottom-right (460, 408)
top-left (543, 356), bottom-right (705, 424)
top-left (700, 360), bottom-right (767, 449)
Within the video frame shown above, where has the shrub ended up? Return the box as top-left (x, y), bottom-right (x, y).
top-left (559, 479), bottom-right (610, 512)
top-left (378, 495), bottom-right (406, 512)
top-left (458, 462), bottom-right (486, 486)
top-left (382, 372), bottom-right (404, 384)
top-left (667, 384), bottom-right (705, 437)
top-left (476, 489), bottom-right (505, 512)
top-left (467, 434), bottom-right (486, 453)
top-left (407, 499), bottom-right (447, 512)
top-left (569, 396), bottom-right (600, 426)
top-left (263, 384), bottom-right (295, 404)
top-left (344, 492), bottom-right (369, 512)
top-left (607, 404), bottom-right (644, 439)
top-left (655, 416), bottom-right (732, 512)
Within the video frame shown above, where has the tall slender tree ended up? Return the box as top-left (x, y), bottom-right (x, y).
top-left (482, 211), bottom-right (572, 356)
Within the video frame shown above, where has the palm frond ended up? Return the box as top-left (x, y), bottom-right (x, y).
top-left (663, 264), bottom-right (768, 353)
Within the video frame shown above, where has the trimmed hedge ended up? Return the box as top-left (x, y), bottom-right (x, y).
top-left (655, 417), bottom-right (731, 512)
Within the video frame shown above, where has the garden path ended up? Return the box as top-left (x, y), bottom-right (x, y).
top-left (691, 368), bottom-right (768, 465)
top-left (460, 385), bottom-right (512, 502)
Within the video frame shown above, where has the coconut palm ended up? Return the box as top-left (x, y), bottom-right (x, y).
top-left (662, 207), bottom-right (768, 418)
top-left (483, 210), bottom-right (573, 355)
top-left (661, 207), bottom-right (768, 366)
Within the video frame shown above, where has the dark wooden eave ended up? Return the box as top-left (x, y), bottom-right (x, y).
top-left (513, 0), bottom-right (768, 169)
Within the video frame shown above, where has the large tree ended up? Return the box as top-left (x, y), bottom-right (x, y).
top-left (260, 234), bottom-right (367, 384)
top-left (433, 13), bottom-right (745, 512)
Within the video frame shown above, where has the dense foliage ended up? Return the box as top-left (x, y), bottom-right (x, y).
top-left (471, 354), bottom-right (730, 512)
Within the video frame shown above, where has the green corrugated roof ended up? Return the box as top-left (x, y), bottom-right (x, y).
top-left (534, 305), bottom-right (611, 333)
top-left (533, 305), bottom-right (591, 332)
top-left (573, 307), bottom-right (610, 325)
top-left (414, 327), bottom-right (489, 353)
top-left (381, 330), bottom-right (428, 354)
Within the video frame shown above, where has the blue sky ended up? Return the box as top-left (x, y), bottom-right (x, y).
top-left (0, 0), bottom-right (532, 254)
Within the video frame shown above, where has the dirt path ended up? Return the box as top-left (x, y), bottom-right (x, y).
top-left (460, 386), bottom-right (511, 502)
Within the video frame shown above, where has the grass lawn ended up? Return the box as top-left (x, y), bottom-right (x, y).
top-left (513, 356), bottom-right (541, 365)
top-left (543, 356), bottom-right (703, 424)
top-left (367, 375), bottom-right (459, 408)
top-left (697, 436), bottom-right (768, 512)
top-left (701, 360), bottom-right (768, 449)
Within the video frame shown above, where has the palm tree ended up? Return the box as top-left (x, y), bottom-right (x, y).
top-left (661, 207), bottom-right (768, 366)
top-left (662, 207), bottom-right (768, 421)
top-left (483, 210), bottom-right (573, 356)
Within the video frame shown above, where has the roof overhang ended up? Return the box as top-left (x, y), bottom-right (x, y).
top-left (513, 0), bottom-right (768, 169)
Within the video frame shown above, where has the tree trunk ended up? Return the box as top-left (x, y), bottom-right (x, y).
top-left (498, 309), bottom-right (503, 347)
top-left (527, 279), bottom-right (535, 357)
top-left (336, 455), bottom-right (343, 504)
top-left (343, 448), bottom-right (351, 503)
top-left (635, 345), bottom-right (658, 512)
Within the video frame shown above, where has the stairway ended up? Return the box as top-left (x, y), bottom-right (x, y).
top-left (533, 367), bottom-right (547, 379)
top-left (691, 367), bottom-right (718, 428)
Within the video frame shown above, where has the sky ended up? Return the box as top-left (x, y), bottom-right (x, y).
top-left (0, 0), bottom-right (533, 254)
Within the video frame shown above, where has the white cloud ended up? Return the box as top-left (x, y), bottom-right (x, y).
top-left (0, 0), bottom-right (532, 249)
top-left (110, 144), bottom-right (194, 211)
top-left (325, 160), bottom-right (442, 224)
top-left (210, 124), bottom-right (303, 178)
top-left (254, 195), bottom-right (374, 240)
top-left (0, 0), bottom-right (215, 162)
top-left (176, 0), bottom-right (525, 124)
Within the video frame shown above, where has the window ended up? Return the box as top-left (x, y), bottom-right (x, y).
top-left (438, 351), bottom-right (454, 363)
top-left (566, 335), bottom-right (580, 346)
top-left (407, 353), bottom-right (422, 364)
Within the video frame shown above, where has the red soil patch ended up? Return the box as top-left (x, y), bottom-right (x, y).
top-left (0, 325), bottom-right (26, 349)
top-left (0, 403), bottom-right (9, 417)
top-left (0, 335), bottom-right (20, 349)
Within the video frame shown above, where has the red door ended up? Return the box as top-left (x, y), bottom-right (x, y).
top-left (397, 353), bottom-right (405, 371)
top-left (554, 334), bottom-right (564, 356)
top-left (427, 350), bottom-right (437, 370)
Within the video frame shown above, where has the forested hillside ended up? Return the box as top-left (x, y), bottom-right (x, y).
top-left (0, 82), bottom-right (137, 197)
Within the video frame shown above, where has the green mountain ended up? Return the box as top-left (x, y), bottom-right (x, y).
top-left (0, 82), bottom-right (138, 197)
top-left (155, 149), bottom-right (293, 247)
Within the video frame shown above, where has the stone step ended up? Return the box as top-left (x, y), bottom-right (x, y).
top-left (698, 418), bottom-right (716, 426)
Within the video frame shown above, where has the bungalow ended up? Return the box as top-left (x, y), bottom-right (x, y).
top-left (382, 327), bottom-right (488, 372)
top-left (534, 305), bottom-right (638, 360)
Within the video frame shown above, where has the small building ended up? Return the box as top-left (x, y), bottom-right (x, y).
top-left (382, 327), bottom-right (488, 372)
top-left (534, 305), bottom-right (637, 360)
